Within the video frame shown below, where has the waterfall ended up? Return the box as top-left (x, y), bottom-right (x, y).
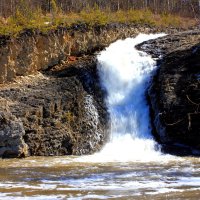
top-left (78, 33), bottom-right (171, 163)
top-left (95, 33), bottom-right (166, 162)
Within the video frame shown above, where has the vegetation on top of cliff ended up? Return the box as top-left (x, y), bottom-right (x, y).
top-left (0, 0), bottom-right (198, 36)
top-left (1, 0), bottom-right (200, 18)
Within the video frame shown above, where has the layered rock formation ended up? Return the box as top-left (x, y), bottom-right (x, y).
top-left (0, 57), bottom-right (110, 157)
top-left (138, 30), bottom-right (200, 155)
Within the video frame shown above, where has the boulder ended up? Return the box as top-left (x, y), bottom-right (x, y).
top-left (0, 108), bottom-right (29, 158)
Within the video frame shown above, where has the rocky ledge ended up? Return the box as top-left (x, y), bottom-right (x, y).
top-left (0, 57), bottom-right (110, 158)
top-left (138, 29), bottom-right (200, 156)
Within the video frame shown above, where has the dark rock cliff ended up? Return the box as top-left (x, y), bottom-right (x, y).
top-left (138, 30), bottom-right (200, 155)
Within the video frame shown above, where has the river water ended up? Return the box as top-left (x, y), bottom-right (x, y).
top-left (1, 34), bottom-right (200, 199)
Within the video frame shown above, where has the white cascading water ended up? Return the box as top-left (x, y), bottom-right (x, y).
top-left (78, 33), bottom-right (172, 163)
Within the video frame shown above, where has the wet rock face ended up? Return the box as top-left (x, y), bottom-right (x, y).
top-left (0, 58), bottom-right (109, 157)
top-left (138, 30), bottom-right (200, 155)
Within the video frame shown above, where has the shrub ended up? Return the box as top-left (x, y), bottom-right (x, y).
top-left (80, 5), bottom-right (108, 25)
top-left (0, 6), bottom-right (197, 36)
top-left (110, 10), bottom-right (128, 23)
top-left (155, 13), bottom-right (182, 27)
top-left (11, 0), bottom-right (34, 26)
top-left (50, 0), bottom-right (59, 25)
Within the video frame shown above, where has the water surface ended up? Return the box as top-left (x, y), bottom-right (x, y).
top-left (0, 156), bottom-right (200, 199)
top-left (1, 34), bottom-right (200, 199)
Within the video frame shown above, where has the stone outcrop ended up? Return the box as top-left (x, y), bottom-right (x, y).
top-left (0, 57), bottom-right (110, 157)
top-left (0, 107), bottom-right (29, 158)
top-left (138, 30), bottom-right (200, 155)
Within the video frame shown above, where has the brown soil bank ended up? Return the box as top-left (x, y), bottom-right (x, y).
top-left (138, 30), bottom-right (200, 156)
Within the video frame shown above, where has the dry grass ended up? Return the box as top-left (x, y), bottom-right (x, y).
top-left (0, 8), bottom-right (197, 36)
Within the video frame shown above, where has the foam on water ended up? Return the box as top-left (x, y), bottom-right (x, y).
top-left (77, 33), bottom-right (174, 163)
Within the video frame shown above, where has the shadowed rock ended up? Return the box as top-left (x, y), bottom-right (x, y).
top-left (138, 30), bottom-right (200, 156)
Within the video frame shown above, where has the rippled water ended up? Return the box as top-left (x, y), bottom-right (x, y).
top-left (1, 157), bottom-right (200, 199)
top-left (1, 34), bottom-right (200, 199)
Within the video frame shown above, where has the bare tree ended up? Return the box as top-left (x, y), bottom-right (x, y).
top-left (0, 0), bottom-right (200, 18)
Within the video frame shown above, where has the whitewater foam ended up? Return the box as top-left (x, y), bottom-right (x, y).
top-left (76, 33), bottom-right (175, 163)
